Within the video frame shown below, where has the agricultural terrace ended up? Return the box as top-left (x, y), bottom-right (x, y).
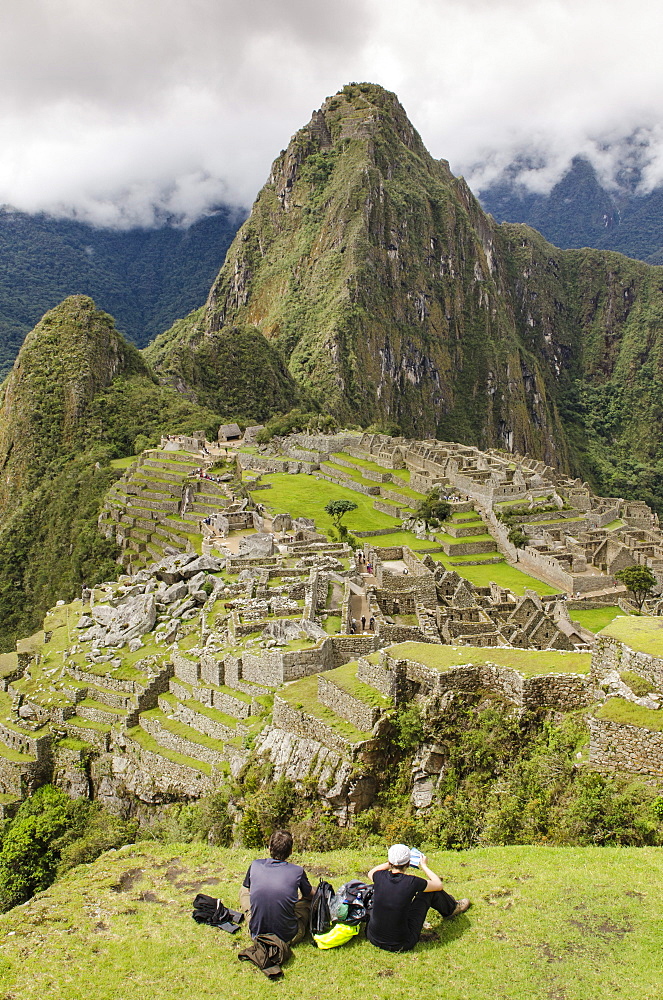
top-left (571, 607), bottom-right (626, 633)
top-left (598, 615), bottom-right (663, 656)
top-left (389, 642), bottom-right (591, 676)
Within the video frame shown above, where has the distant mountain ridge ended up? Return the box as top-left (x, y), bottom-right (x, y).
top-left (0, 206), bottom-right (244, 377)
top-left (477, 155), bottom-right (663, 264)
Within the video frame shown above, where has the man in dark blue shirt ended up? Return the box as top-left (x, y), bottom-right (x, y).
top-left (240, 830), bottom-right (313, 944)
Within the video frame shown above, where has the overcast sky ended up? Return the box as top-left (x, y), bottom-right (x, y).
top-left (1, 0), bottom-right (662, 227)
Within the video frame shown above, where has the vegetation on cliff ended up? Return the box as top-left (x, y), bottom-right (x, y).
top-left (0, 296), bottom-right (221, 648)
top-left (0, 206), bottom-right (242, 377)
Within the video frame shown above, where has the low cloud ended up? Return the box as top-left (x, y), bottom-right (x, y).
top-left (1, 0), bottom-right (662, 226)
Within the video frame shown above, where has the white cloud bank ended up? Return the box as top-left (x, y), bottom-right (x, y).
top-left (1, 0), bottom-right (662, 226)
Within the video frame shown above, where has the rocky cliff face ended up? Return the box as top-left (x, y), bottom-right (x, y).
top-left (147, 83), bottom-right (663, 504)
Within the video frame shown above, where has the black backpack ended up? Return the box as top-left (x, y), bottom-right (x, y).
top-left (309, 879), bottom-right (335, 936)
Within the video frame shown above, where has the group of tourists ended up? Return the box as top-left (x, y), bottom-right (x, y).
top-left (189, 468), bottom-right (225, 484)
top-left (355, 551), bottom-right (374, 575)
top-left (349, 615), bottom-right (375, 633)
top-left (239, 830), bottom-right (470, 956)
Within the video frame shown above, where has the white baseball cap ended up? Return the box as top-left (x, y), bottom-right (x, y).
top-left (388, 844), bottom-right (411, 866)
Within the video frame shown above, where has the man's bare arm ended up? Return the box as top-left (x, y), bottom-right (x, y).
top-left (419, 855), bottom-right (443, 892)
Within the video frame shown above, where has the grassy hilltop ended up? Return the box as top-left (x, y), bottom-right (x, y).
top-left (0, 842), bottom-right (660, 1000)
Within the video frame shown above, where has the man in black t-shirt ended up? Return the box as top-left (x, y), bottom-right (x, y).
top-left (367, 844), bottom-right (470, 952)
top-left (240, 830), bottom-right (313, 944)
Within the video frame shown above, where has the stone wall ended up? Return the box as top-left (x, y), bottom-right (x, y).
top-left (288, 432), bottom-right (359, 454)
top-left (173, 652), bottom-right (200, 686)
top-left (330, 634), bottom-right (380, 665)
top-left (237, 454), bottom-right (317, 475)
top-left (378, 622), bottom-right (430, 644)
top-left (121, 734), bottom-right (217, 796)
top-left (380, 652), bottom-right (592, 711)
top-left (315, 471), bottom-right (381, 497)
top-left (317, 675), bottom-right (379, 732)
top-left (272, 696), bottom-right (375, 757)
top-left (516, 546), bottom-right (610, 594)
top-left (589, 715), bottom-right (663, 777)
top-left (0, 755), bottom-right (41, 796)
top-left (0, 723), bottom-right (51, 759)
top-left (357, 657), bottom-right (393, 698)
top-left (592, 635), bottom-right (663, 690)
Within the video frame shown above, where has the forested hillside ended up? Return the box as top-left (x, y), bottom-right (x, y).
top-left (479, 155), bottom-right (663, 263)
top-left (147, 84), bottom-right (663, 513)
top-left (0, 206), bottom-right (243, 376)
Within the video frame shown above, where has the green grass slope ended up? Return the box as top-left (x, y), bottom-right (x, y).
top-left (0, 842), bottom-right (660, 1000)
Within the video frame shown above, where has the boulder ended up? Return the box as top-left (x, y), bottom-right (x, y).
top-left (187, 572), bottom-right (207, 594)
top-left (160, 581), bottom-right (189, 605)
top-left (238, 533), bottom-right (274, 559)
top-left (90, 605), bottom-right (116, 627)
top-left (179, 555), bottom-right (223, 578)
top-left (103, 594), bottom-right (157, 646)
top-left (155, 552), bottom-right (199, 584)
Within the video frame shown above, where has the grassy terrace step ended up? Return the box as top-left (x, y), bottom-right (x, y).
top-left (16, 631), bottom-right (45, 655)
top-left (324, 661), bottom-right (393, 709)
top-left (364, 531), bottom-right (443, 551)
top-left (595, 697), bottom-right (663, 731)
top-left (65, 716), bottom-right (112, 733)
top-left (0, 741), bottom-right (37, 764)
top-left (448, 554), bottom-right (505, 565)
top-left (159, 691), bottom-right (243, 732)
top-left (320, 462), bottom-right (382, 489)
top-left (248, 472), bottom-right (402, 534)
top-left (0, 652), bottom-right (19, 681)
top-left (388, 641), bottom-right (591, 676)
top-left (597, 615), bottom-right (663, 655)
top-left (571, 607), bottom-right (625, 633)
top-left (280, 674), bottom-right (373, 742)
top-left (78, 697), bottom-right (126, 717)
top-left (427, 555), bottom-right (559, 596)
top-left (141, 707), bottom-right (230, 756)
top-left (125, 725), bottom-right (212, 776)
top-left (436, 529), bottom-right (494, 545)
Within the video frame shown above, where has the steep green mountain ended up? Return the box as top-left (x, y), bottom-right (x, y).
top-left (147, 83), bottom-right (663, 509)
top-left (0, 295), bottom-right (221, 647)
top-left (0, 206), bottom-right (243, 377)
top-left (478, 155), bottom-right (663, 264)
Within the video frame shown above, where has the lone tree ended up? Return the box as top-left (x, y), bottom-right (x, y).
top-left (508, 526), bottom-right (528, 549)
top-left (415, 490), bottom-right (452, 531)
top-left (615, 565), bottom-right (657, 611)
top-left (324, 499), bottom-right (358, 530)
